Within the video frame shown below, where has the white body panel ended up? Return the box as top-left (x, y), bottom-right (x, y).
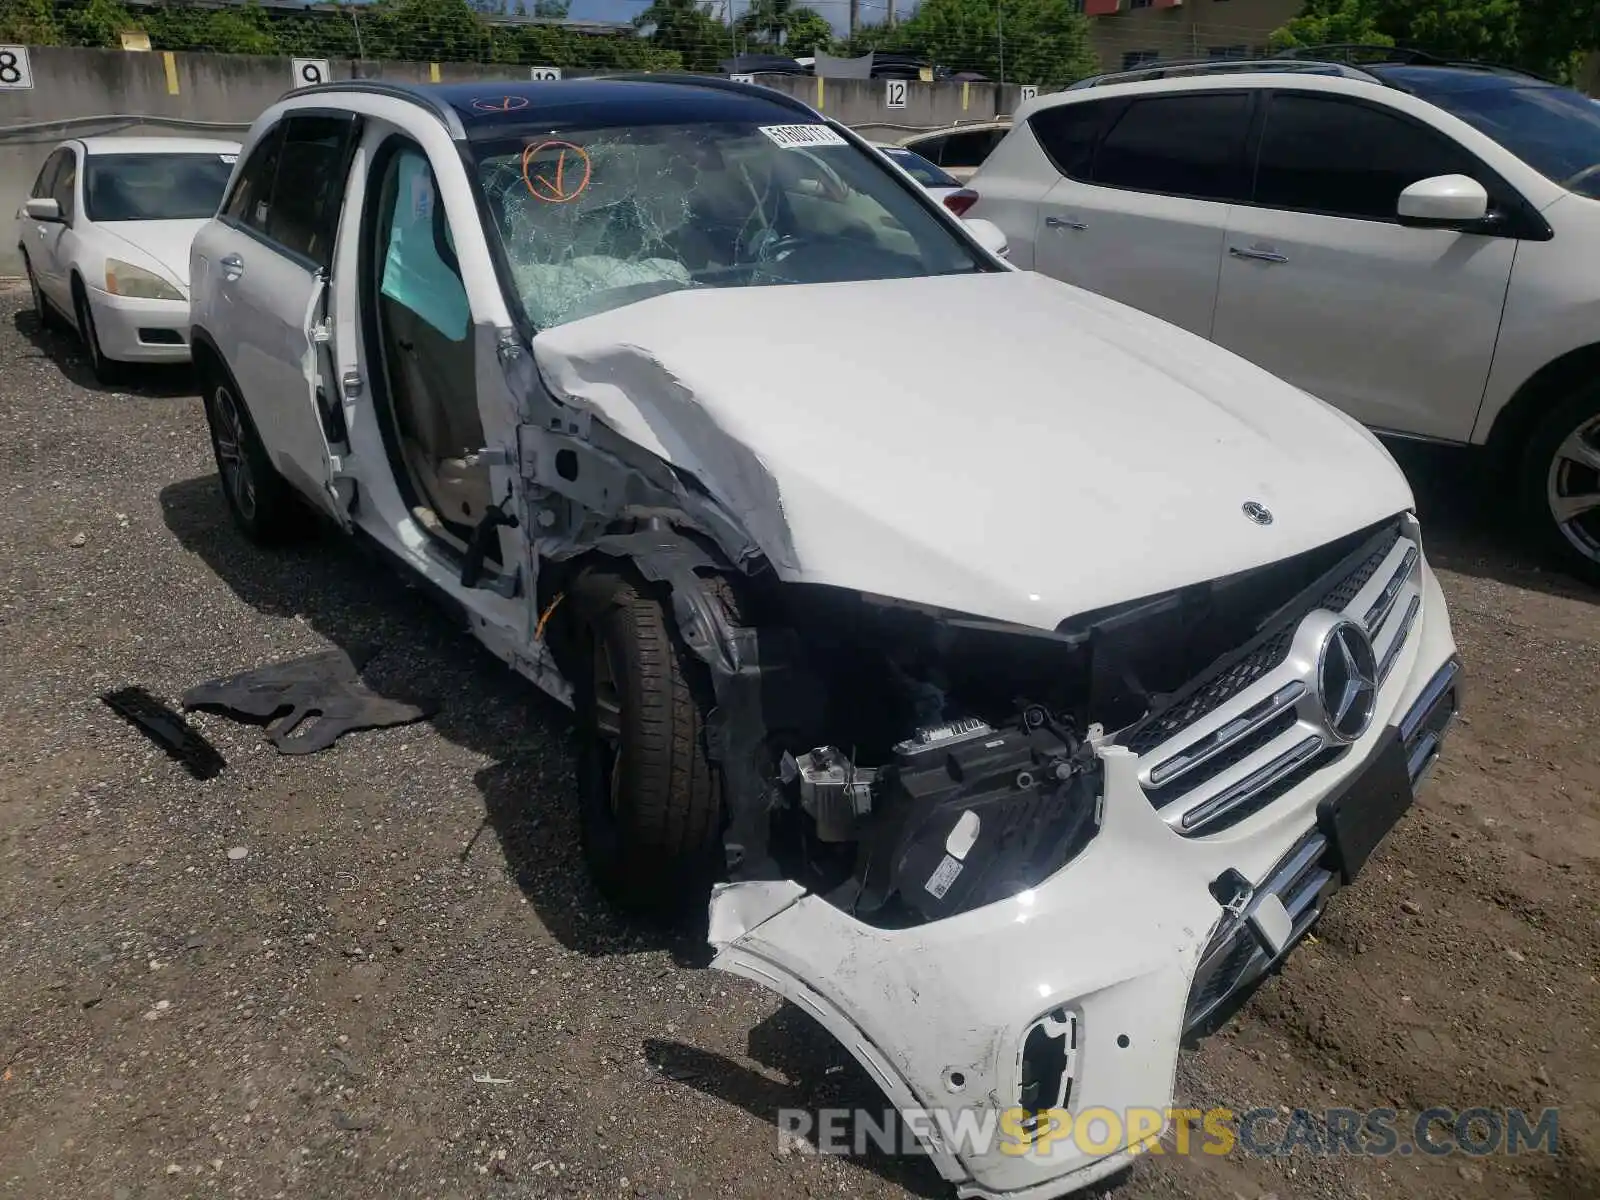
top-left (968, 72), bottom-right (1596, 448)
top-left (15, 135), bottom-right (239, 364)
top-left (532, 269), bottom-right (1415, 630)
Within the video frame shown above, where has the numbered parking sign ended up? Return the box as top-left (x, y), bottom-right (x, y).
top-left (885, 78), bottom-right (907, 109)
top-left (291, 58), bottom-right (330, 88)
top-left (729, 73), bottom-right (754, 84)
top-left (529, 66), bottom-right (562, 81)
top-left (0, 45), bottom-right (34, 90)
top-left (1020, 84), bottom-right (1039, 103)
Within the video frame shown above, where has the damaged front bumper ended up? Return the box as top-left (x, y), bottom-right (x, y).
top-left (708, 564), bottom-right (1459, 1200)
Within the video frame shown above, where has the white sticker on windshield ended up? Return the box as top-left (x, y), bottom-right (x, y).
top-left (220, 154), bottom-right (237, 164)
top-left (758, 123), bottom-right (848, 150)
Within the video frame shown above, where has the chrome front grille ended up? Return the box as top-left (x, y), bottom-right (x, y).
top-left (1126, 518), bottom-right (1424, 835)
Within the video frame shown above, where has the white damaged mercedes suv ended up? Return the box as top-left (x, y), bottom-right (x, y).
top-left (188, 76), bottom-right (1461, 1200)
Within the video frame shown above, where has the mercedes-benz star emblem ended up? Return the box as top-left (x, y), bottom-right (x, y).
top-left (1242, 500), bottom-right (1274, 525)
top-left (1318, 620), bottom-right (1379, 742)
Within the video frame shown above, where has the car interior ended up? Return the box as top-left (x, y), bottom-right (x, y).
top-left (369, 144), bottom-right (495, 551)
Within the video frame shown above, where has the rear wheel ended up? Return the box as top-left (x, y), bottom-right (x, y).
top-left (1521, 384), bottom-right (1600, 586)
top-left (199, 361), bottom-right (307, 544)
top-left (567, 565), bottom-right (725, 917)
top-left (22, 253), bottom-right (61, 332)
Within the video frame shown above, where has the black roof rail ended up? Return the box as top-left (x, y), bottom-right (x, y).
top-left (1273, 43), bottom-right (1557, 83)
top-left (1065, 56), bottom-right (1382, 91)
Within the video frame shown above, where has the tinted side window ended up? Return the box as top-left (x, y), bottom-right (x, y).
top-left (1029, 100), bottom-right (1119, 180)
top-left (31, 149), bottom-right (67, 199)
top-left (1093, 93), bottom-right (1252, 202)
top-left (266, 115), bottom-right (355, 268)
top-left (223, 124), bottom-right (284, 229)
top-left (938, 129), bottom-right (1005, 169)
top-left (51, 150), bottom-right (78, 221)
top-left (1253, 93), bottom-right (1486, 221)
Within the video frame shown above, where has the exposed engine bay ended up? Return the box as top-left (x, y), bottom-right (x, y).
top-left (672, 514), bottom-right (1388, 929)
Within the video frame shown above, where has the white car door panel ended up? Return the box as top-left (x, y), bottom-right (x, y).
top-left (1028, 91), bottom-right (1252, 339)
top-left (1035, 181), bottom-right (1230, 338)
top-left (1211, 91), bottom-right (1518, 442)
top-left (1213, 212), bottom-right (1514, 439)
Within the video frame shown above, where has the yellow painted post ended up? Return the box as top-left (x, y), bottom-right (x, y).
top-left (962, 80), bottom-right (969, 112)
top-left (429, 62), bottom-right (441, 83)
top-left (815, 76), bottom-right (824, 109)
top-left (163, 51), bottom-right (179, 95)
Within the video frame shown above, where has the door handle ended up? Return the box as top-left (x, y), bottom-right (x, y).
top-left (220, 253), bottom-right (244, 280)
top-left (1229, 245), bottom-right (1288, 264)
top-left (1045, 215), bottom-right (1087, 230)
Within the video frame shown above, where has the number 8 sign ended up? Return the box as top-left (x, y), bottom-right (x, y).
top-left (0, 45), bottom-right (34, 90)
top-left (291, 58), bottom-right (330, 88)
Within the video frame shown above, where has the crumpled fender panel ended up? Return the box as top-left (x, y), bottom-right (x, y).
top-left (709, 743), bottom-right (1217, 1200)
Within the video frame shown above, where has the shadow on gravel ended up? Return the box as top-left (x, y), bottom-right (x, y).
top-left (1386, 439), bottom-right (1599, 606)
top-left (157, 471), bottom-right (704, 968)
top-left (13, 305), bottom-right (196, 398)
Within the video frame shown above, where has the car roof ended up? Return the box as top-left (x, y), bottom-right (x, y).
top-left (76, 135), bottom-right (240, 156)
top-left (1367, 63), bottom-right (1562, 94)
top-left (295, 76), bottom-right (819, 140)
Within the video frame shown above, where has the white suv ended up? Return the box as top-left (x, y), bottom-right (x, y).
top-left (189, 76), bottom-right (1458, 1200)
top-left (968, 55), bottom-right (1600, 580)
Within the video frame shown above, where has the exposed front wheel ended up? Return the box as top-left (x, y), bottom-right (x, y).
top-left (1522, 385), bottom-right (1600, 585)
top-left (71, 280), bottom-right (120, 385)
top-left (568, 565), bottom-right (725, 917)
top-left (199, 366), bottom-right (307, 545)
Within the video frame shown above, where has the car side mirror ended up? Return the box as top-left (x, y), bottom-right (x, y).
top-left (963, 216), bottom-right (1009, 259)
top-left (1396, 174), bottom-right (1489, 227)
top-left (24, 197), bottom-right (62, 223)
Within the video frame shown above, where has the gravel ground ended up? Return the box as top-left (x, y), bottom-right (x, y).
top-left (1, 281), bottom-right (1596, 1200)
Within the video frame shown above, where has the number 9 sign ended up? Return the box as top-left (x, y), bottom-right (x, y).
top-left (291, 58), bottom-right (330, 89)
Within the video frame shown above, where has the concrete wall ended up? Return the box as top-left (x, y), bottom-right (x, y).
top-left (0, 46), bottom-right (1024, 274)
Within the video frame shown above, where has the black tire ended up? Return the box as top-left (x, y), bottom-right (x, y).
top-left (1519, 383), bottom-right (1600, 587)
top-left (22, 253), bottom-right (62, 332)
top-left (71, 276), bottom-right (121, 386)
top-left (197, 357), bottom-right (308, 545)
top-left (567, 564), bottom-right (724, 917)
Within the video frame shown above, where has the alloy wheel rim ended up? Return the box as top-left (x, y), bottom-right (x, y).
top-left (590, 637), bottom-right (624, 815)
top-left (1546, 413), bottom-right (1600, 562)
top-left (212, 386), bottom-right (256, 521)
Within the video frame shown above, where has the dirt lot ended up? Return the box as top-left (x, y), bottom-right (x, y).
top-left (0, 281), bottom-right (1595, 1200)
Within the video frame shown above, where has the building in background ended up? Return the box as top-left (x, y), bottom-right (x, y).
top-left (1081, 0), bottom-right (1302, 74)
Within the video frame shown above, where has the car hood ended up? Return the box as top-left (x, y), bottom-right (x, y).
top-left (96, 219), bottom-right (205, 287)
top-left (530, 269), bottom-right (1414, 631)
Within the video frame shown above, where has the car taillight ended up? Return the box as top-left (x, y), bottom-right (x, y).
top-left (944, 189), bottom-right (978, 216)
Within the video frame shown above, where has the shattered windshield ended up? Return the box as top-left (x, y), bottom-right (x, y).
top-left (470, 121), bottom-right (986, 329)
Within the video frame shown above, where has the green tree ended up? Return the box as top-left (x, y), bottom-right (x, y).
top-left (531, 0), bottom-right (572, 17)
top-left (364, 0), bottom-right (490, 61)
top-left (60, 0), bottom-right (140, 47)
top-left (1269, 0), bottom-right (1599, 81)
top-left (898, 0), bottom-right (1097, 86)
top-left (0, 0), bottom-right (64, 44)
top-left (783, 7), bottom-right (833, 54)
top-left (1267, 0), bottom-right (1391, 52)
top-left (637, 0), bottom-right (730, 72)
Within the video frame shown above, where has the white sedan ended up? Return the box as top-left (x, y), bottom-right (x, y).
top-left (16, 135), bottom-right (239, 380)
